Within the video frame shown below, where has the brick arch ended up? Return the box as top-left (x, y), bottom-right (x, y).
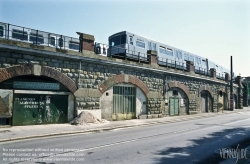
top-left (0, 64), bottom-right (78, 93)
top-left (98, 74), bottom-right (150, 96)
top-left (165, 81), bottom-right (190, 99)
top-left (198, 85), bottom-right (213, 98)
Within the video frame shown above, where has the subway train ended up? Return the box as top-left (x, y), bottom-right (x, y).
top-left (105, 31), bottom-right (231, 79)
top-left (0, 22), bottom-right (231, 79)
top-left (0, 22), bottom-right (80, 51)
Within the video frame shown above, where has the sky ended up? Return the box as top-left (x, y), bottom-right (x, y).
top-left (0, 0), bottom-right (249, 77)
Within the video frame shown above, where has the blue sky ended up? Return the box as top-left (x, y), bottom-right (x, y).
top-left (0, 0), bottom-right (249, 77)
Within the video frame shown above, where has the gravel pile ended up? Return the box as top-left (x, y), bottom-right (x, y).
top-left (70, 111), bottom-right (107, 125)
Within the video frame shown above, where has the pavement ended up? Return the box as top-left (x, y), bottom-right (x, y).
top-left (1, 107), bottom-right (250, 143)
top-left (1, 107), bottom-right (250, 163)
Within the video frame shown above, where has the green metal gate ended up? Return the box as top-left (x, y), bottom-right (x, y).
top-left (13, 94), bottom-right (68, 126)
top-left (113, 86), bottom-right (136, 120)
top-left (169, 97), bottom-right (179, 116)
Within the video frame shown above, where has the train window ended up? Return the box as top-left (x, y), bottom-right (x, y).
top-left (148, 42), bottom-right (151, 50)
top-left (96, 47), bottom-right (101, 54)
top-left (58, 38), bottom-right (63, 47)
top-left (184, 53), bottom-right (189, 61)
top-left (160, 47), bottom-right (173, 56)
top-left (199, 58), bottom-right (201, 64)
top-left (69, 41), bottom-right (79, 50)
top-left (196, 57), bottom-right (199, 64)
top-left (0, 26), bottom-right (3, 37)
top-left (136, 40), bottom-right (145, 48)
top-left (12, 29), bottom-right (28, 40)
top-left (153, 43), bottom-right (156, 51)
top-left (121, 34), bottom-right (126, 44)
top-left (129, 37), bottom-right (133, 45)
top-left (50, 37), bottom-right (55, 46)
top-left (103, 47), bottom-right (106, 54)
top-left (189, 55), bottom-right (194, 62)
top-left (30, 33), bottom-right (44, 44)
top-left (109, 35), bottom-right (120, 46)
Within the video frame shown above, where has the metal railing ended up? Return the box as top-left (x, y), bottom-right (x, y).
top-left (95, 43), bottom-right (148, 62)
top-left (157, 57), bottom-right (187, 71)
top-left (0, 22), bottom-right (80, 51)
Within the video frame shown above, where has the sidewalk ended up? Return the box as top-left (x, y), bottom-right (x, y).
top-left (1, 107), bottom-right (250, 143)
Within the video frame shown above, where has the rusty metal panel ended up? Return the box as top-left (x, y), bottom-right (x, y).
top-left (0, 89), bottom-right (13, 118)
top-left (13, 94), bottom-right (68, 126)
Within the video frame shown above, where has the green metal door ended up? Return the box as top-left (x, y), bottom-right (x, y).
top-left (13, 94), bottom-right (68, 126)
top-left (113, 86), bottom-right (136, 119)
top-left (169, 97), bottom-right (179, 116)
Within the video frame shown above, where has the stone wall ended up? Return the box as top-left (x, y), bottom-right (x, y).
top-left (0, 38), bottom-right (243, 121)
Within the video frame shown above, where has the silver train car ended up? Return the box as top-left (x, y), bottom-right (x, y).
top-left (0, 22), bottom-right (80, 51)
top-left (108, 31), bottom-right (230, 79)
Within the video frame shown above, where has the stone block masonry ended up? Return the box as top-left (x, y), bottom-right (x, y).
top-left (0, 38), bottom-right (243, 121)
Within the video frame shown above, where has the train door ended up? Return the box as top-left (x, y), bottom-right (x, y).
top-left (175, 50), bottom-right (183, 69)
top-left (201, 58), bottom-right (207, 74)
top-left (49, 34), bottom-right (57, 47)
top-left (134, 37), bottom-right (146, 60)
top-left (195, 56), bottom-right (202, 73)
top-left (127, 35), bottom-right (135, 58)
top-left (0, 23), bottom-right (6, 39)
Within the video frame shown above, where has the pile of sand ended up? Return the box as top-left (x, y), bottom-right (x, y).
top-left (70, 111), bottom-right (107, 125)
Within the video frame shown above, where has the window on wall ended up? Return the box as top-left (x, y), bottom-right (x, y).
top-left (136, 40), bottom-right (145, 48)
top-left (173, 90), bottom-right (178, 96)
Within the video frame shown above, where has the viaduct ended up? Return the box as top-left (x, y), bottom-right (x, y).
top-left (0, 29), bottom-right (246, 126)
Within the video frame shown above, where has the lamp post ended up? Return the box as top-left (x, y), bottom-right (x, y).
top-left (230, 56), bottom-right (234, 110)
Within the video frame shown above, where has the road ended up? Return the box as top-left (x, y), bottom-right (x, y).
top-left (1, 112), bottom-right (250, 164)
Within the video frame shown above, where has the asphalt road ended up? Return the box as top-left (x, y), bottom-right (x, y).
top-left (1, 112), bottom-right (250, 164)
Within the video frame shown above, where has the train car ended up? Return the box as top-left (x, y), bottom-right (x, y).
top-left (108, 31), bottom-right (209, 72)
top-left (0, 22), bottom-right (80, 51)
top-left (95, 43), bottom-right (108, 56)
top-left (108, 31), bottom-right (232, 79)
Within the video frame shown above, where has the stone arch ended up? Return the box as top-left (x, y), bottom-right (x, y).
top-left (0, 64), bottom-right (78, 93)
top-left (198, 85), bottom-right (213, 98)
top-left (165, 81), bottom-right (190, 99)
top-left (98, 74), bottom-right (150, 96)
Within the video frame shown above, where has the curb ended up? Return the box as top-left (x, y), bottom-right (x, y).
top-left (0, 110), bottom-right (249, 143)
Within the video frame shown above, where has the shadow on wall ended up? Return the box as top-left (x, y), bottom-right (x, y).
top-left (152, 125), bottom-right (250, 164)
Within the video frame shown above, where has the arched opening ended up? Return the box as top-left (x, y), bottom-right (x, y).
top-left (200, 90), bottom-right (213, 113)
top-left (0, 74), bottom-right (75, 126)
top-left (165, 87), bottom-right (189, 116)
top-left (100, 83), bottom-right (147, 121)
top-left (234, 94), bottom-right (238, 109)
top-left (218, 90), bottom-right (229, 111)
